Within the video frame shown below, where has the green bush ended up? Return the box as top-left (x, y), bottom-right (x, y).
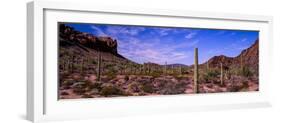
top-left (81, 94), bottom-right (93, 98)
top-left (200, 69), bottom-right (220, 82)
top-left (100, 84), bottom-right (122, 96)
top-left (105, 70), bottom-right (117, 80)
top-left (91, 60), bottom-right (97, 64)
top-left (239, 67), bottom-right (253, 77)
top-left (124, 75), bottom-right (129, 81)
top-left (150, 72), bottom-right (161, 78)
top-left (88, 82), bottom-right (102, 90)
top-left (140, 83), bottom-right (154, 93)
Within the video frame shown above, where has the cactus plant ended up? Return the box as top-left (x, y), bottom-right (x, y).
top-left (206, 60), bottom-right (209, 71)
top-left (147, 63), bottom-right (150, 74)
top-left (240, 55), bottom-right (243, 71)
top-left (194, 48), bottom-right (199, 93)
top-left (164, 61), bottom-right (167, 75)
top-left (179, 66), bottom-right (182, 75)
top-left (220, 62), bottom-right (223, 86)
top-left (97, 50), bottom-right (101, 81)
top-left (71, 55), bottom-right (75, 73)
top-left (80, 57), bottom-right (84, 74)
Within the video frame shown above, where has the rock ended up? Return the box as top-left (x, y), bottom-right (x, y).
top-left (88, 75), bottom-right (97, 82)
top-left (89, 88), bottom-right (99, 95)
top-left (72, 74), bottom-right (82, 81)
top-left (127, 82), bottom-right (141, 93)
top-left (116, 75), bottom-right (126, 79)
top-left (61, 91), bottom-right (69, 95)
top-left (71, 82), bottom-right (86, 89)
top-left (59, 24), bottom-right (120, 56)
top-left (129, 75), bottom-right (137, 80)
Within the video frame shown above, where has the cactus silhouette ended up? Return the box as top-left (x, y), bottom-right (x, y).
top-left (164, 61), bottom-right (167, 74)
top-left (179, 66), bottom-right (182, 75)
top-left (194, 48), bottom-right (199, 93)
top-left (80, 58), bottom-right (84, 74)
top-left (240, 55), bottom-right (243, 70)
top-left (206, 60), bottom-right (209, 71)
top-left (220, 62), bottom-right (223, 86)
top-left (97, 50), bottom-right (101, 81)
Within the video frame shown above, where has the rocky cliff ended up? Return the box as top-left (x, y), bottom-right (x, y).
top-left (59, 24), bottom-right (123, 58)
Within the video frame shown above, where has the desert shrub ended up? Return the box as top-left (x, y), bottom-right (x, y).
top-left (72, 81), bottom-right (87, 94)
top-left (140, 83), bottom-right (154, 93)
top-left (62, 80), bottom-right (75, 86)
top-left (88, 82), bottom-right (102, 91)
top-left (241, 81), bottom-right (249, 91)
top-left (81, 94), bottom-right (93, 98)
top-left (100, 84), bottom-right (123, 96)
top-left (106, 71), bottom-right (117, 80)
top-left (124, 75), bottom-right (129, 81)
top-left (175, 75), bottom-right (185, 80)
top-left (239, 67), bottom-right (253, 77)
top-left (127, 82), bottom-right (141, 93)
top-left (200, 69), bottom-right (220, 82)
top-left (160, 82), bottom-right (185, 95)
top-left (60, 91), bottom-right (69, 95)
top-left (91, 60), bottom-right (97, 64)
top-left (73, 88), bottom-right (86, 95)
top-left (150, 72), bottom-right (161, 78)
top-left (227, 85), bottom-right (240, 92)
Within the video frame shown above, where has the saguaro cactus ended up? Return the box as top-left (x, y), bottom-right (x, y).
top-left (179, 66), bottom-right (182, 75)
top-left (240, 55), bottom-right (243, 70)
top-left (97, 50), bottom-right (101, 81)
top-left (194, 48), bottom-right (199, 93)
top-left (220, 62), bottom-right (223, 86)
top-left (147, 63), bottom-right (150, 74)
top-left (71, 55), bottom-right (75, 73)
top-left (80, 58), bottom-right (84, 74)
top-left (206, 60), bottom-right (209, 71)
top-left (164, 61), bottom-right (167, 74)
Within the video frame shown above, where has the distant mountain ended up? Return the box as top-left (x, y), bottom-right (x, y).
top-left (165, 64), bottom-right (189, 68)
top-left (142, 63), bottom-right (188, 68)
top-left (203, 39), bottom-right (259, 70)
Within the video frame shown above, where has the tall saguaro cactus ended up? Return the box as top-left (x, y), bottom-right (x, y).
top-left (220, 62), bottom-right (223, 86)
top-left (179, 66), bottom-right (182, 75)
top-left (194, 48), bottom-right (199, 93)
top-left (206, 60), bottom-right (209, 71)
top-left (97, 50), bottom-right (101, 81)
top-left (240, 55), bottom-right (243, 70)
top-left (164, 61), bottom-right (167, 74)
top-left (80, 58), bottom-right (84, 74)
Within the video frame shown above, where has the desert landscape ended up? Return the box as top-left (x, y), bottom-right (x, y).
top-left (58, 23), bottom-right (259, 99)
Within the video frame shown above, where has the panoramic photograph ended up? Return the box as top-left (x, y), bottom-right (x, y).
top-left (58, 22), bottom-right (259, 99)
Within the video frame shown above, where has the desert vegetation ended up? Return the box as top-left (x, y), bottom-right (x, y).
top-left (58, 24), bottom-right (259, 99)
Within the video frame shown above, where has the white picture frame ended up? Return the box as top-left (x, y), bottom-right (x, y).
top-left (27, 0), bottom-right (273, 122)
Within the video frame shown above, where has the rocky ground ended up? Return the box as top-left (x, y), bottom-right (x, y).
top-left (59, 73), bottom-right (258, 99)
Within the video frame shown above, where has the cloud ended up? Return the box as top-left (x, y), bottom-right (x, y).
top-left (185, 32), bottom-right (197, 39)
top-left (157, 28), bottom-right (172, 36)
top-left (117, 35), bottom-right (194, 65)
top-left (241, 38), bottom-right (247, 42)
top-left (216, 30), bottom-right (226, 35)
top-left (90, 25), bottom-right (107, 36)
top-left (89, 24), bottom-right (200, 65)
top-left (106, 26), bottom-right (145, 36)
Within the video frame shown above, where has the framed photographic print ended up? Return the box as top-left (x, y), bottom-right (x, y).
top-left (27, 0), bottom-right (273, 122)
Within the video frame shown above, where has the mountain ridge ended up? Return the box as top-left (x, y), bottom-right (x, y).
top-left (203, 39), bottom-right (259, 69)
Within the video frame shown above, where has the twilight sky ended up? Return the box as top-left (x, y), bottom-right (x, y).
top-left (65, 23), bottom-right (259, 65)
